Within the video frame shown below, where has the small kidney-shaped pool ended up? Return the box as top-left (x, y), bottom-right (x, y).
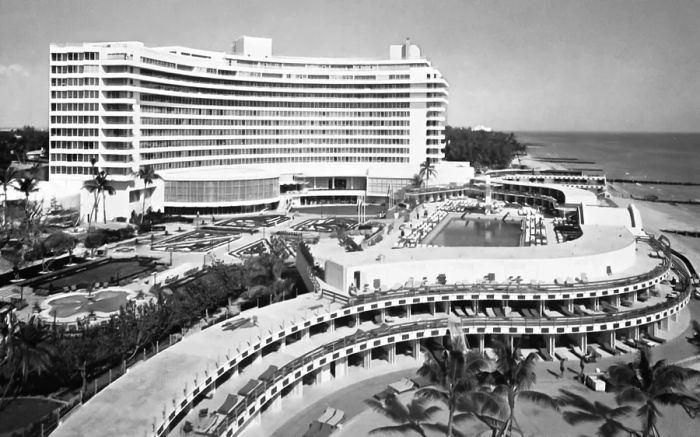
top-left (47, 289), bottom-right (129, 318)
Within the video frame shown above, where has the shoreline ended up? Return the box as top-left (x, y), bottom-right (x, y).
top-left (518, 153), bottom-right (700, 270)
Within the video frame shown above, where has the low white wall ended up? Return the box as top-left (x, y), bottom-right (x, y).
top-left (327, 240), bottom-right (637, 292)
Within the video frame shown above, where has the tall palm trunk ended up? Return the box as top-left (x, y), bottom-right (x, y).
top-left (643, 403), bottom-right (658, 437)
top-left (2, 185), bottom-right (7, 230)
top-left (92, 191), bottom-right (99, 223)
top-left (446, 365), bottom-right (457, 437)
top-left (102, 190), bottom-right (107, 223)
top-left (24, 194), bottom-right (31, 234)
top-left (141, 182), bottom-right (147, 223)
top-left (497, 394), bottom-right (516, 437)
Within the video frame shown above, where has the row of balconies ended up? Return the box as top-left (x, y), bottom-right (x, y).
top-left (148, 256), bottom-right (686, 437)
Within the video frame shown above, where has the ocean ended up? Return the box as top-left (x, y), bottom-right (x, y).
top-left (514, 132), bottom-right (700, 184)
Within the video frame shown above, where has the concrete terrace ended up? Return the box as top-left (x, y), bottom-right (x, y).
top-left (51, 293), bottom-right (345, 437)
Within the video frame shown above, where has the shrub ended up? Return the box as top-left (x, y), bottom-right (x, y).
top-left (436, 273), bottom-right (447, 285)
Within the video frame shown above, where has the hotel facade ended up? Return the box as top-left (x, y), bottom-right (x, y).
top-left (48, 37), bottom-right (453, 219)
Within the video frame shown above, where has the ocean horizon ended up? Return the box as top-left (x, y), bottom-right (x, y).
top-left (514, 131), bottom-right (700, 185)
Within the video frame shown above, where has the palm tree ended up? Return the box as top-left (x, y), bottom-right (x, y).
top-left (134, 165), bottom-right (160, 223)
top-left (365, 392), bottom-right (442, 437)
top-left (412, 173), bottom-right (424, 188)
top-left (0, 166), bottom-right (17, 231)
top-left (606, 346), bottom-right (699, 437)
top-left (82, 170), bottom-right (116, 224)
top-left (13, 176), bottom-right (39, 234)
top-left (558, 389), bottom-right (639, 437)
top-left (687, 320), bottom-right (700, 349)
top-left (416, 322), bottom-right (489, 437)
top-left (486, 343), bottom-right (559, 437)
top-left (0, 315), bottom-right (55, 412)
top-left (452, 391), bottom-right (509, 437)
top-left (418, 158), bottom-right (437, 187)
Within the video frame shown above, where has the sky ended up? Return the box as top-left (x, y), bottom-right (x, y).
top-left (0, 0), bottom-right (698, 132)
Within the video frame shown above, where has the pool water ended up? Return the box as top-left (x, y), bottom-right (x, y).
top-left (427, 218), bottom-right (523, 247)
top-left (48, 290), bottom-right (128, 318)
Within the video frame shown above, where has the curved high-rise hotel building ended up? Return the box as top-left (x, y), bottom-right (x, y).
top-left (48, 37), bottom-right (450, 218)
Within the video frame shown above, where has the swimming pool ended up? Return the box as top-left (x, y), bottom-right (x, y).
top-left (47, 290), bottom-right (129, 318)
top-left (426, 217), bottom-right (523, 247)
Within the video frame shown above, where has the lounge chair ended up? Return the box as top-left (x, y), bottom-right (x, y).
top-left (326, 410), bottom-right (345, 427)
top-left (316, 407), bottom-right (336, 424)
top-left (388, 378), bottom-right (416, 394)
top-left (646, 334), bottom-right (666, 344)
top-left (539, 347), bottom-right (553, 361)
top-left (559, 306), bottom-right (576, 317)
top-left (586, 346), bottom-right (602, 361)
top-left (601, 342), bottom-right (620, 356)
top-left (616, 342), bottom-right (634, 354)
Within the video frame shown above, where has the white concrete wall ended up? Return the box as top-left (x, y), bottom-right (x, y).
top-left (326, 240), bottom-right (637, 292)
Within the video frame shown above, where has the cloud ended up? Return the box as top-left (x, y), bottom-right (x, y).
top-left (0, 64), bottom-right (29, 77)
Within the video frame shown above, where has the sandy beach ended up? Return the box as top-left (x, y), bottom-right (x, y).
top-left (519, 152), bottom-right (700, 270)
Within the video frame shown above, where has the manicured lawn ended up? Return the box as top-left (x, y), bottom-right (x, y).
top-left (0, 397), bottom-right (63, 434)
top-left (32, 259), bottom-right (155, 290)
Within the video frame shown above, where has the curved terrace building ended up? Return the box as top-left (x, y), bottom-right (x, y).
top-left (49, 178), bottom-right (695, 437)
top-left (48, 37), bottom-right (449, 218)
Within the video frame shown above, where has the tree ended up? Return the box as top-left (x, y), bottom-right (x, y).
top-left (82, 170), bottom-right (116, 224)
top-left (365, 392), bottom-right (442, 437)
top-left (444, 127), bottom-right (526, 170)
top-left (416, 321), bottom-right (489, 437)
top-left (36, 231), bottom-right (76, 272)
top-left (83, 229), bottom-right (107, 257)
top-left (418, 158), bottom-right (437, 187)
top-left (242, 253), bottom-right (291, 302)
top-left (687, 320), bottom-right (700, 350)
top-left (485, 343), bottom-right (559, 437)
top-left (134, 165), bottom-right (161, 223)
top-left (452, 391), bottom-right (508, 437)
top-left (558, 389), bottom-right (639, 437)
top-left (0, 315), bottom-right (55, 412)
top-left (606, 346), bottom-right (699, 437)
top-left (412, 173), bottom-right (424, 188)
top-left (0, 166), bottom-right (18, 232)
top-left (12, 176), bottom-right (39, 233)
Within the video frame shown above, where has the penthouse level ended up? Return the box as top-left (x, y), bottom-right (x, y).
top-left (47, 36), bottom-right (452, 220)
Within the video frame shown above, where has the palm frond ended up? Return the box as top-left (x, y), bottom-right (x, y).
top-left (518, 389), bottom-right (559, 411)
top-left (416, 386), bottom-right (449, 403)
top-left (562, 410), bottom-right (602, 425)
top-left (368, 424), bottom-right (419, 436)
top-left (424, 422), bottom-right (471, 437)
top-left (615, 386), bottom-right (647, 405)
top-left (654, 391), bottom-right (700, 409)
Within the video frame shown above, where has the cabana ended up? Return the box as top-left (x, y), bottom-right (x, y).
top-left (258, 365), bottom-right (279, 383)
top-left (237, 379), bottom-right (262, 398)
top-left (216, 394), bottom-right (239, 416)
